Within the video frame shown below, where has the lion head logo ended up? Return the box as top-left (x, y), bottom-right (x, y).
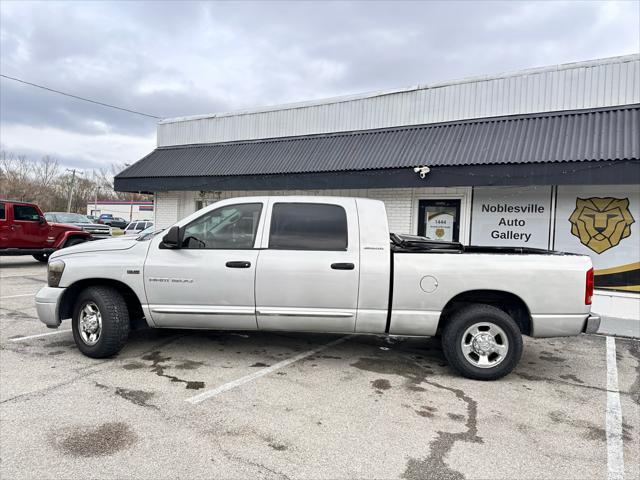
top-left (569, 197), bottom-right (635, 254)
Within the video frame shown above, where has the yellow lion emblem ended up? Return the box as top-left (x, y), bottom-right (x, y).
top-left (569, 197), bottom-right (635, 254)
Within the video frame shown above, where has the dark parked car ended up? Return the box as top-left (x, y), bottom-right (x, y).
top-left (97, 214), bottom-right (128, 229)
top-left (44, 212), bottom-right (111, 239)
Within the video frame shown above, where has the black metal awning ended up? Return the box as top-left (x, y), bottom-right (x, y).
top-left (115, 104), bottom-right (640, 192)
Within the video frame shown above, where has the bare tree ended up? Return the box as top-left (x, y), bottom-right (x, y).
top-left (0, 151), bottom-right (33, 201)
top-left (0, 151), bottom-right (150, 213)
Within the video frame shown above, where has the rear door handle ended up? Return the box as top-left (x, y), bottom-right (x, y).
top-left (331, 262), bottom-right (355, 270)
top-left (226, 261), bottom-right (251, 268)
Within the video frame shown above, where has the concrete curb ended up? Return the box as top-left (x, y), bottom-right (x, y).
top-left (597, 315), bottom-right (640, 339)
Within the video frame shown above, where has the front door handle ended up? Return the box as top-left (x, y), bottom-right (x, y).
top-left (331, 262), bottom-right (355, 270)
top-left (226, 261), bottom-right (251, 268)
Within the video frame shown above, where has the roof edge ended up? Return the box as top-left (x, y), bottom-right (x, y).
top-left (150, 103), bottom-right (640, 152)
top-left (158, 54), bottom-right (640, 125)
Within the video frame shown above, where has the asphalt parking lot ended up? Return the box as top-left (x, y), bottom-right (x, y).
top-left (1, 256), bottom-right (638, 480)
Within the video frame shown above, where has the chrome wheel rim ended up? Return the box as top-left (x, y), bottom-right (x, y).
top-left (78, 302), bottom-right (102, 346)
top-left (461, 322), bottom-right (509, 369)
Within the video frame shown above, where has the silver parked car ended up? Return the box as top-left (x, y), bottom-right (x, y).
top-left (123, 220), bottom-right (154, 235)
top-left (44, 212), bottom-right (111, 239)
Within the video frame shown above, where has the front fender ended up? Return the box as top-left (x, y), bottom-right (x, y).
top-left (53, 230), bottom-right (91, 248)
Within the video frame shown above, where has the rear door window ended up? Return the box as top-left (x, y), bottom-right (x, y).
top-left (0, 203), bottom-right (5, 220)
top-left (268, 203), bottom-right (348, 251)
top-left (13, 205), bottom-right (40, 221)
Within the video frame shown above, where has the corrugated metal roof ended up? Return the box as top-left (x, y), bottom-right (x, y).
top-left (118, 105), bottom-right (640, 179)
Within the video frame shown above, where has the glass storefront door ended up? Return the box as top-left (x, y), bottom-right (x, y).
top-left (418, 199), bottom-right (461, 242)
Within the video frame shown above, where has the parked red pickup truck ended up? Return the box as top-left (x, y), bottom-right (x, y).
top-left (0, 200), bottom-right (90, 262)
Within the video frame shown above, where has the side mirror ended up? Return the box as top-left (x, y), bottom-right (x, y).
top-left (39, 215), bottom-right (46, 224)
top-left (161, 226), bottom-right (182, 249)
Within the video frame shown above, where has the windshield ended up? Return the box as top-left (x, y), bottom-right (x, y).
top-left (136, 226), bottom-right (164, 241)
top-left (52, 213), bottom-right (92, 223)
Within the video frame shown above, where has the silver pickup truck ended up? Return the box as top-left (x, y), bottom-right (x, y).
top-left (35, 196), bottom-right (600, 380)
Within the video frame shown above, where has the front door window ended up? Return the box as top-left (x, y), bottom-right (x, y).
top-left (418, 199), bottom-right (461, 242)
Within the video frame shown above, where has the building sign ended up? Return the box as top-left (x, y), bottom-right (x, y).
top-left (471, 186), bottom-right (552, 248)
top-left (554, 186), bottom-right (639, 292)
top-left (426, 212), bottom-right (455, 241)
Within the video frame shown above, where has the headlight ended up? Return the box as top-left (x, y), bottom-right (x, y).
top-left (47, 260), bottom-right (65, 287)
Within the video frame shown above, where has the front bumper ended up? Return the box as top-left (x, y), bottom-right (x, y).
top-left (35, 286), bottom-right (65, 328)
top-left (583, 314), bottom-right (601, 334)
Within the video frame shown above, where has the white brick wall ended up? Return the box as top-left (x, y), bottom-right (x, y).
top-left (156, 187), bottom-right (472, 240)
top-left (153, 192), bottom-right (180, 228)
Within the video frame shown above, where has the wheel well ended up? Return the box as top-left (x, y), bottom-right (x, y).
top-left (63, 235), bottom-right (88, 247)
top-left (438, 290), bottom-right (532, 335)
top-left (59, 279), bottom-right (146, 329)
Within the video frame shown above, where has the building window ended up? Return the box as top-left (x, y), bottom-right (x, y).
top-left (269, 203), bottom-right (348, 251)
top-left (418, 199), bottom-right (461, 242)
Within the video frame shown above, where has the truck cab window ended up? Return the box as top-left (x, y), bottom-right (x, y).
top-left (269, 203), bottom-right (347, 250)
top-left (0, 203), bottom-right (5, 220)
top-left (181, 203), bottom-right (262, 249)
top-left (13, 205), bottom-right (40, 221)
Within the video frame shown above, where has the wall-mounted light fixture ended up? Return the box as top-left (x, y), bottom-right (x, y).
top-left (413, 166), bottom-right (431, 179)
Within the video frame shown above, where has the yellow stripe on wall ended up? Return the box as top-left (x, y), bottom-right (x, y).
top-left (594, 262), bottom-right (640, 276)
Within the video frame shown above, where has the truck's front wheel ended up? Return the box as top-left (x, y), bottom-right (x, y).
top-left (72, 286), bottom-right (130, 358)
top-left (441, 304), bottom-right (522, 380)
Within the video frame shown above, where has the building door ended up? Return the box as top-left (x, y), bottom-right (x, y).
top-left (418, 199), bottom-right (461, 242)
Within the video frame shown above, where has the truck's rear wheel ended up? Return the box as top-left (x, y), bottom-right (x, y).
top-left (441, 304), bottom-right (522, 380)
top-left (33, 253), bottom-right (49, 263)
top-left (72, 286), bottom-right (129, 358)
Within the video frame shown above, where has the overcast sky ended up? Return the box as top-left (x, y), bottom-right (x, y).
top-left (1, 0), bottom-right (638, 171)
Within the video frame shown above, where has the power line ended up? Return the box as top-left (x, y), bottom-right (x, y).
top-left (0, 73), bottom-right (162, 119)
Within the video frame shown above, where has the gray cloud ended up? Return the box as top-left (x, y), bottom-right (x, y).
top-left (1, 0), bottom-right (638, 169)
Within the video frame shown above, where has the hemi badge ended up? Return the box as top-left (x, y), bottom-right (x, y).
top-left (127, 269), bottom-right (140, 275)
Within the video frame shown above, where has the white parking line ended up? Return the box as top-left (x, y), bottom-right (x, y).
top-left (9, 329), bottom-right (72, 342)
top-left (1, 293), bottom-right (36, 299)
top-left (606, 336), bottom-right (625, 480)
top-left (186, 335), bottom-right (350, 404)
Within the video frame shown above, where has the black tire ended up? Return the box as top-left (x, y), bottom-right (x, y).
top-left (441, 304), bottom-right (522, 381)
top-left (64, 237), bottom-right (86, 248)
top-left (33, 253), bottom-right (50, 263)
top-left (72, 286), bottom-right (130, 358)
